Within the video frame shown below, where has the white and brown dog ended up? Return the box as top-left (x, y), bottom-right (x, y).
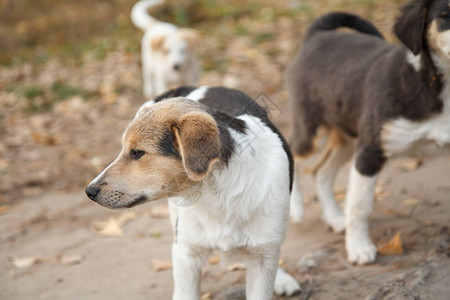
top-left (131, 0), bottom-right (200, 98)
top-left (86, 86), bottom-right (301, 299)
top-left (286, 0), bottom-right (450, 265)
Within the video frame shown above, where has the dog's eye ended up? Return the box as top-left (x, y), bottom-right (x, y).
top-left (442, 13), bottom-right (450, 21)
top-left (130, 149), bottom-right (145, 160)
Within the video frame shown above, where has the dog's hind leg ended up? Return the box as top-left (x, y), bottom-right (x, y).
top-left (314, 129), bottom-right (353, 233)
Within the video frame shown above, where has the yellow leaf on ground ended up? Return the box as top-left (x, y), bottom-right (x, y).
top-left (403, 198), bottom-right (419, 206)
top-left (382, 207), bottom-right (409, 217)
top-left (0, 205), bottom-right (10, 215)
top-left (201, 292), bottom-right (212, 300)
top-left (58, 254), bottom-right (84, 266)
top-left (377, 232), bottom-right (404, 255)
top-left (149, 204), bottom-right (169, 218)
top-left (375, 186), bottom-right (392, 201)
top-left (94, 217), bottom-right (123, 237)
top-left (116, 211), bottom-right (137, 225)
top-left (400, 158), bottom-right (422, 172)
top-left (93, 212), bottom-right (137, 237)
top-left (152, 259), bottom-right (172, 272)
top-left (8, 256), bottom-right (41, 268)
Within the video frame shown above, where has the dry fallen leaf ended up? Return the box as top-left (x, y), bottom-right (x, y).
top-left (201, 292), bottom-right (212, 300)
top-left (58, 255), bottom-right (84, 266)
top-left (94, 217), bottom-right (123, 237)
top-left (93, 212), bottom-right (137, 237)
top-left (0, 205), bottom-right (10, 215)
top-left (31, 133), bottom-right (58, 145)
top-left (403, 198), bottom-right (419, 207)
top-left (375, 186), bottom-right (392, 201)
top-left (400, 158), bottom-right (422, 172)
top-left (149, 204), bottom-right (169, 218)
top-left (116, 211), bottom-right (137, 225)
top-left (152, 259), bottom-right (172, 272)
top-left (378, 232), bottom-right (404, 255)
top-left (382, 207), bottom-right (409, 217)
top-left (208, 254), bottom-right (221, 265)
top-left (226, 262), bottom-right (246, 272)
top-left (8, 256), bottom-right (41, 268)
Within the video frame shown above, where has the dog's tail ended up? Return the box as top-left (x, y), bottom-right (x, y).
top-left (130, 0), bottom-right (164, 31)
top-left (305, 12), bottom-right (384, 41)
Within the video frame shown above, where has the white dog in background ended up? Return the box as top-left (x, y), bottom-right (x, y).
top-left (131, 0), bottom-right (200, 98)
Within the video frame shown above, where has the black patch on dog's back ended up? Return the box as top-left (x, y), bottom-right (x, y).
top-left (153, 86), bottom-right (197, 103)
top-left (201, 87), bottom-right (294, 191)
top-left (210, 110), bottom-right (247, 164)
top-left (151, 86), bottom-right (294, 191)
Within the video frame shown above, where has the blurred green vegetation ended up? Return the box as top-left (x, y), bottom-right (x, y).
top-left (0, 0), bottom-right (405, 67)
top-left (6, 82), bottom-right (97, 113)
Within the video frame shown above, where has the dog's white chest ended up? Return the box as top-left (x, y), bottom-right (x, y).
top-left (174, 115), bottom-right (290, 252)
top-left (178, 205), bottom-right (267, 251)
top-left (382, 108), bottom-right (450, 157)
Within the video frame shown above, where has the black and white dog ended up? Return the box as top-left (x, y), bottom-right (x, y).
top-left (286, 0), bottom-right (450, 265)
top-left (86, 86), bottom-right (301, 299)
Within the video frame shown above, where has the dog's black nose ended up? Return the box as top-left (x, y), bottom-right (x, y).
top-left (85, 186), bottom-right (100, 201)
top-left (173, 64), bottom-right (180, 71)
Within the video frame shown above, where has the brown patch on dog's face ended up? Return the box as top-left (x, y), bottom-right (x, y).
top-left (151, 35), bottom-right (165, 50)
top-left (86, 98), bottom-right (221, 208)
top-left (427, 20), bottom-right (450, 62)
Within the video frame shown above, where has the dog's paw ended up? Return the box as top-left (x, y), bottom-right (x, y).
top-left (323, 212), bottom-right (345, 234)
top-left (346, 237), bottom-right (377, 265)
top-left (274, 268), bottom-right (301, 297)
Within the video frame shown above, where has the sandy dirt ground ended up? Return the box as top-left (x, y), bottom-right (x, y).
top-left (1, 1), bottom-right (449, 299)
top-left (1, 154), bottom-right (449, 300)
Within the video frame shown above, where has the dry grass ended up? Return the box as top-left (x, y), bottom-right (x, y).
top-left (1, 0), bottom-right (406, 66)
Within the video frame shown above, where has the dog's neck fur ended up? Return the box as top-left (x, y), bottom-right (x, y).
top-left (420, 48), bottom-right (444, 96)
top-left (430, 51), bottom-right (450, 109)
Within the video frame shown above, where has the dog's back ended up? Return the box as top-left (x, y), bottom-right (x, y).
top-left (286, 13), bottom-right (395, 156)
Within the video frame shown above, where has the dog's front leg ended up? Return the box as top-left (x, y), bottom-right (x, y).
top-left (245, 247), bottom-right (280, 300)
top-left (172, 242), bottom-right (207, 300)
top-left (154, 75), bottom-right (168, 96)
top-left (345, 160), bottom-right (379, 265)
top-left (142, 69), bottom-right (154, 99)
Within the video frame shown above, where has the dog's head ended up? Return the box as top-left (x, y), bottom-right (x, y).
top-left (85, 97), bottom-right (221, 209)
top-left (394, 0), bottom-right (450, 63)
top-left (151, 28), bottom-right (199, 73)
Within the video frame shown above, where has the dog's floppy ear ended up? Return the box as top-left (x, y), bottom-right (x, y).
top-left (151, 36), bottom-right (165, 50)
top-left (394, 0), bottom-right (430, 55)
top-left (178, 28), bottom-right (200, 48)
top-left (172, 111), bottom-right (220, 181)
